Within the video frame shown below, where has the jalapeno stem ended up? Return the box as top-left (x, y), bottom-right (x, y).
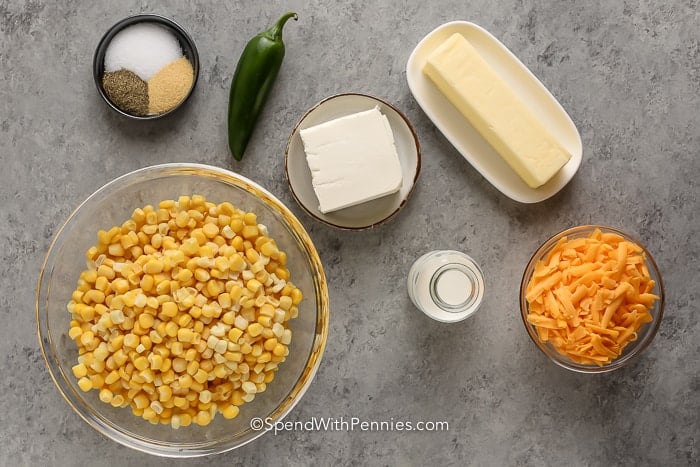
top-left (266, 12), bottom-right (298, 41)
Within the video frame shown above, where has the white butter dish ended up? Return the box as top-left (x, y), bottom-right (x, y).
top-left (406, 21), bottom-right (582, 203)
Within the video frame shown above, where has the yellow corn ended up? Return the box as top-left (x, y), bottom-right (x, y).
top-left (291, 288), bottom-right (303, 305)
top-left (132, 393), bottom-right (150, 410)
top-left (89, 374), bottom-right (104, 389)
top-left (202, 223), bottom-right (219, 239)
top-left (161, 301), bottom-right (178, 318)
top-left (71, 363), bottom-right (88, 378)
top-left (247, 323), bottom-right (263, 338)
top-left (228, 328), bottom-right (243, 343)
top-left (68, 326), bottom-right (83, 340)
top-left (99, 388), bottom-right (113, 403)
top-left (221, 404), bottom-right (239, 419)
top-left (77, 377), bottom-right (92, 392)
top-left (68, 195), bottom-right (304, 426)
top-left (246, 279), bottom-right (262, 294)
top-left (241, 225), bottom-right (258, 239)
top-left (278, 296), bottom-right (292, 311)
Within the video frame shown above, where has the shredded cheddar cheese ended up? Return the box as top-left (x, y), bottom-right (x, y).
top-left (525, 228), bottom-right (660, 366)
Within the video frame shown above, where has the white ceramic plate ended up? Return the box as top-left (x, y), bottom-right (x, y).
top-left (285, 93), bottom-right (421, 230)
top-left (406, 21), bottom-right (582, 203)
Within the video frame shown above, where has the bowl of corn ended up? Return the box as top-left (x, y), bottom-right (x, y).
top-left (520, 225), bottom-right (664, 373)
top-left (36, 163), bottom-right (329, 456)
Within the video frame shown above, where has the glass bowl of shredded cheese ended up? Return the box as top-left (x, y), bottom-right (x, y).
top-left (37, 163), bottom-right (329, 456)
top-left (520, 225), bottom-right (664, 373)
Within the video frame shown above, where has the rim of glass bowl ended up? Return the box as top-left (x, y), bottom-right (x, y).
top-left (519, 225), bottom-right (665, 374)
top-left (36, 163), bottom-right (330, 456)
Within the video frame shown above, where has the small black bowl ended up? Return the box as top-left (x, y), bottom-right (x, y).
top-left (93, 14), bottom-right (200, 120)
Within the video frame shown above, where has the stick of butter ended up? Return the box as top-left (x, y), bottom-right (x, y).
top-left (300, 106), bottom-right (403, 214)
top-left (423, 33), bottom-right (571, 188)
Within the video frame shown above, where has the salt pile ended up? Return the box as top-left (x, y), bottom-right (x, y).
top-left (104, 23), bottom-right (183, 81)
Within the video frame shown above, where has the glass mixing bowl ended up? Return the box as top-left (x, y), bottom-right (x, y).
top-left (36, 163), bottom-right (329, 456)
top-left (520, 225), bottom-right (664, 374)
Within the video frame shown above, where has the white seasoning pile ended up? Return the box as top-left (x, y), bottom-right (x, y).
top-left (104, 23), bottom-right (183, 81)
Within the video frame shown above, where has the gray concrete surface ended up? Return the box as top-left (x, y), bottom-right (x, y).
top-left (1, 0), bottom-right (698, 465)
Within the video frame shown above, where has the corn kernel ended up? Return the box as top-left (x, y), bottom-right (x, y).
top-left (228, 328), bottom-right (243, 343)
top-left (178, 374), bottom-right (193, 389)
top-left (280, 329), bottom-right (292, 345)
top-left (93, 346), bottom-right (109, 362)
top-left (179, 413), bottom-right (193, 428)
top-left (291, 288), bottom-right (303, 305)
top-left (83, 289), bottom-right (106, 305)
top-left (172, 357), bottom-right (187, 373)
top-left (190, 368), bottom-right (206, 384)
top-left (221, 404), bottom-right (240, 419)
top-left (161, 301), bottom-right (178, 318)
top-left (108, 243), bottom-right (125, 257)
top-left (133, 356), bottom-right (149, 371)
top-left (133, 393), bottom-right (150, 410)
top-left (241, 381), bottom-right (257, 394)
top-left (278, 296), bottom-right (292, 311)
top-left (248, 323), bottom-right (265, 339)
top-left (149, 354), bottom-right (163, 371)
top-left (214, 339), bottom-right (228, 354)
top-left (79, 330), bottom-right (95, 347)
top-left (71, 363), bottom-right (88, 378)
top-left (245, 279), bottom-right (262, 294)
top-left (185, 348), bottom-right (198, 362)
top-left (273, 343), bottom-right (288, 357)
top-left (195, 410), bottom-right (211, 426)
top-left (77, 377), bottom-right (92, 392)
top-left (202, 223), bottom-right (219, 239)
top-left (194, 268), bottom-right (210, 282)
top-left (112, 349), bottom-right (128, 367)
top-left (89, 373), bottom-right (104, 389)
top-left (263, 338), bottom-right (278, 352)
top-left (176, 268), bottom-right (193, 283)
top-left (96, 264), bottom-right (115, 280)
top-left (226, 255), bottom-right (244, 274)
top-left (157, 386), bottom-right (172, 403)
top-left (272, 322), bottom-right (284, 338)
top-left (99, 388), bottom-right (113, 403)
top-left (186, 360), bottom-right (199, 376)
top-left (242, 226), bottom-right (259, 241)
top-left (68, 326), bottom-right (83, 340)
top-left (123, 333), bottom-right (139, 349)
top-left (105, 370), bottom-right (120, 385)
top-left (175, 211), bottom-right (189, 228)
top-left (243, 212), bottom-right (257, 226)
top-left (176, 328), bottom-right (194, 343)
top-left (138, 313), bottom-right (154, 329)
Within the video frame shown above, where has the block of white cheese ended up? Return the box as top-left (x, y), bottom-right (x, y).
top-left (423, 33), bottom-right (571, 188)
top-left (300, 107), bottom-right (403, 214)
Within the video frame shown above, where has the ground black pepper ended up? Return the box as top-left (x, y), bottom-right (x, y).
top-left (102, 69), bottom-right (149, 116)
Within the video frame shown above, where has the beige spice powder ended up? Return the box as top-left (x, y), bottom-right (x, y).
top-left (147, 57), bottom-right (194, 114)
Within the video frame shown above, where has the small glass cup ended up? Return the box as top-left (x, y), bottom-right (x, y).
top-left (407, 250), bottom-right (485, 322)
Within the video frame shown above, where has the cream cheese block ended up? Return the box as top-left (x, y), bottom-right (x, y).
top-left (423, 33), bottom-right (571, 188)
top-left (300, 107), bottom-right (403, 214)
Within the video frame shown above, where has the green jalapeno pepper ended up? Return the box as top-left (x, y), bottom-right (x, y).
top-left (228, 12), bottom-right (298, 161)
